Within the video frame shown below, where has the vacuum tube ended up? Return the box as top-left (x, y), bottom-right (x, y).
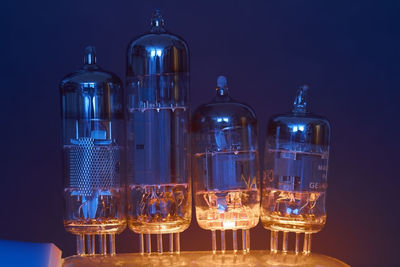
top-left (126, 9), bottom-right (191, 254)
top-left (60, 46), bottom-right (125, 256)
top-left (192, 76), bottom-right (260, 254)
top-left (261, 85), bottom-right (331, 255)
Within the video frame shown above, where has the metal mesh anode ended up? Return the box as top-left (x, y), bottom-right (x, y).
top-left (69, 138), bottom-right (119, 196)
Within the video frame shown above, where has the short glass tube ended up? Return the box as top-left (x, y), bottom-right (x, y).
top-left (192, 76), bottom-right (260, 252)
top-left (261, 85), bottom-right (331, 253)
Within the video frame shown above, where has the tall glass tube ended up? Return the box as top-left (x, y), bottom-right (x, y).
top-left (60, 46), bottom-right (126, 255)
top-left (192, 76), bottom-right (260, 253)
top-left (261, 85), bottom-right (331, 254)
top-left (126, 10), bottom-right (190, 254)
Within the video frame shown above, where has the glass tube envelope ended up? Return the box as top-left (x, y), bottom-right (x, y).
top-left (192, 76), bottom-right (260, 254)
top-left (261, 85), bottom-right (331, 254)
top-left (125, 10), bottom-right (191, 254)
top-left (60, 46), bottom-right (125, 256)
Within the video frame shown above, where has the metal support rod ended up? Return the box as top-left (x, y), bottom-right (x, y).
top-left (269, 231), bottom-right (275, 252)
top-left (91, 235), bottom-right (96, 255)
top-left (139, 234), bottom-right (144, 255)
top-left (76, 234), bottom-right (85, 255)
top-left (108, 234), bottom-right (116, 256)
top-left (169, 233), bottom-right (174, 254)
top-left (246, 229), bottom-right (250, 252)
top-left (221, 230), bottom-right (226, 254)
top-left (211, 230), bottom-right (217, 254)
top-left (269, 231), bottom-right (274, 253)
top-left (174, 233), bottom-right (180, 254)
top-left (232, 230), bottom-right (238, 253)
top-left (303, 233), bottom-right (312, 255)
top-left (99, 234), bottom-right (107, 255)
top-left (242, 230), bottom-right (247, 253)
top-left (157, 234), bottom-right (163, 254)
top-left (86, 234), bottom-right (95, 255)
top-left (146, 234), bottom-right (152, 254)
top-left (270, 231), bottom-right (278, 253)
top-left (295, 233), bottom-right (300, 254)
top-left (282, 232), bottom-right (288, 253)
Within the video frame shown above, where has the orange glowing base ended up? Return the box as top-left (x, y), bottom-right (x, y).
top-left (62, 251), bottom-right (349, 267)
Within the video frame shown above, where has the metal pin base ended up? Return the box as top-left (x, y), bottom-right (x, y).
top-left (75, 234), bottom-right (116, 256)
top-left (211, 229), bottom-right (251, 254)
top-left (268, 231), bottom-right (313, 255)
top-left (140, 233), bottom-right (181, 255)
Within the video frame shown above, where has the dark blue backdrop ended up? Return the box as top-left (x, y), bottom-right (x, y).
top-left (0, 0), bottom-right (399, 265)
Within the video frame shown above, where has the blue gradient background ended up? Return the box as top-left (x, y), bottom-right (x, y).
top-left (0, 0), bottom-right (399, 266)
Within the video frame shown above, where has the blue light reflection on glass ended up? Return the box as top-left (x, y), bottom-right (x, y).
top-left (291, 124), bottom-right (305, 133)
top-left (216, 117), bottom-right (229, 123)
top-left (149, 48), bottom-right (163, 57)
top-left (82, 82), bottom-right (95, 88)
top-left (286, 208), bottom-right (299, 215)
top-left (218, 203), bottom-right (226, 213)
top-left (84, 96), bottom-right (90, 116)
